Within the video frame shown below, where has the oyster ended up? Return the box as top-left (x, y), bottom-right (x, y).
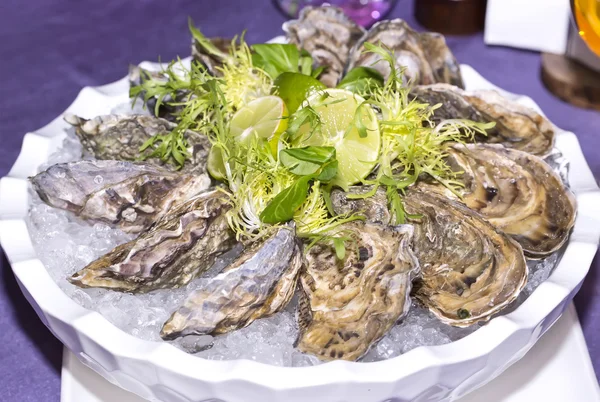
top-left (161, 225), bottom-right (302, 339)
top-left (284, 6), bottom-right (365, 87)
top-left (128, 65), bottom-right (185, 122)
top-left (191, 37), bottom-right (232, 76)
top-left (296, 222), bottom-right (419, 361)
top-left (64, 114), bottom-right (211, 173)
top-left (30, 160), bottom-right (211, 233)
top-left (347, 20), bottom-right (464, 88)
top-left (405, 191), bottom-right (528, 326)
top-left (69, 190), bottom-right (236, 293)
top-left (418, 143), bottom-right (577, 258)
top-left (410, 84), bottom-right (555, 156)
top-left (330, 188), bottom-right (528, 326)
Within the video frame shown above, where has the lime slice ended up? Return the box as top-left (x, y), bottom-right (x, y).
top-left (207, 146), bottom-right (226, 181)
top-left (292, 89), bottom-right (380, 189)
top-left (273, 72), bottom-right (326, 114)
top-left (230, 96), bottom-right (288, 146)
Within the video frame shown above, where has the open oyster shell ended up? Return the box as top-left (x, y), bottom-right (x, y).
top-left (296, 222), bottom-right (419, 361)
top-left (30, 160), bottom-right (211, 233)
top-left (410, 84), bottom-right (555, 156)
top-left (347, 20), bottom-right (464, 88)
top-left (64, 114), bottom-right (211, 173)
top-left (161, 225), bottom-right (302, 339)
top-left (284, 6), bottom-right (366, 87)
top-left (404, 191), bottom-right (528, 326)
top-left (330, 187), bottom-right (528, 326)
top-left (69, 190), bottom-right (236, 293)
top-left (417, 143), bottom-right (577, 258)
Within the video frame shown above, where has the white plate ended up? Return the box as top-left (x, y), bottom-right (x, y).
top-left (2, 61), bottom-right (600, 402)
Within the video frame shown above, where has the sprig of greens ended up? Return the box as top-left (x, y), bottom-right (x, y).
top-left (252, 43), bottom-right (323, 80)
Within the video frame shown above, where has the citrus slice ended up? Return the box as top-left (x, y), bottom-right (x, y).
top-left (207, 146), bottom-right (226, 181)
top-left (230, 96), bottom-right (288, 147)
top-left (292, 89), bottom-right (380, 189)
top-left (273, 72), bottom-right (326, 113)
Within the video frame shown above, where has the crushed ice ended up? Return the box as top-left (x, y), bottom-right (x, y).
top-left (25, 101), bottom-right (565, 367)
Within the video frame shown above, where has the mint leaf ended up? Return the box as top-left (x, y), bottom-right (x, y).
top-left (260, 176), bottom-right (312, 224)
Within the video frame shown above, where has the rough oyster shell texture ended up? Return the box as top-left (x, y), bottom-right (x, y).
top-left (284, 6), bottom-right (366, 87)
top-left (296, 222), bottom-right (419, 361)
top-left (417, 143), bottom-right (577, 258)
top-left (64, 114), bottom-right (212, 173)
top-left (347, 20), bottom-right (464, 88)
top-left (30, 160), bottom-right (211, 233)
top-left (69, 190), bottom-right (236, 293)
top-left (161, 226), bottom-right (302, 339)
top-left (410, 84), bottom-right (555, 156)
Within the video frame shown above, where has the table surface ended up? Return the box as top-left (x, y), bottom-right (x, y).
top-left (0, 1), bottom-right (598, 401)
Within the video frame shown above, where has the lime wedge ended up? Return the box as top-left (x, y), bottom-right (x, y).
top-left (292, 89), bottom-right (380, 189)
top-left (230, 96), bottom-right (288, 146)
top-left (273, 72), bottom-right (326, 114)
top-left (207, 146), bottom-right (226, 181)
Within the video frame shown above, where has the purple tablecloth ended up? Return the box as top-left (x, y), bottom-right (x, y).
top-left (0, 1), bottom-right (598, 400)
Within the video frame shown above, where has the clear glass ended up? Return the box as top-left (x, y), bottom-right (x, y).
top-left (274, 0), bottom-right (398, 28)
top-left (571, 0), bottom-right (600, 55)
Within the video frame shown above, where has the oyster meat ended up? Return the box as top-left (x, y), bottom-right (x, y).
top-left (128, 65), bottom-right (186, 122)
top-left (69, 190), bottom-right (236, 293)
top-left (161, 225), bottom-right (302, 339)
top-left (418, 143), bottom-right (577, 258)
top-left (64, 114), bottom-right (211, 173)
top-left (284, 6), bottom-right (365, 87)
top-left (410, 84), bottom-right (555, 156)
top-left (347, 20), bottom-right (464, 88)
top-left (331, 188), bottom-right (528, 326)
top-left (31, 160), bottom-right (211, 233)
top-left (296, 222), bottom-right (419, 361)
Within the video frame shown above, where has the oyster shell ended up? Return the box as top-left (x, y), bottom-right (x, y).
top-left (418, 143), bottom-right (577, 258)
top-left (64, 114), bottom-right (211, 173)
top-left (284, 6), bottom-right (365, 87)
top-left (128, 65), bottom-right (185, 122)
top-left (69, 190), bottom-right (236, 293)
top-left (296, 222), bottom-right (419, 361)
top-left (330, 187), bottom-right (528, 326)
top-left (191, 37), bottom-right (232, 76)
top-left (404, 191), bottom-right (528, 326)
top-left (347, 20), bottom-right (464, 88)
top-left (410, 84), bottom-right (555, 156)
top-left (161, 226), bottom-right (302, 339)
top-left (30, 160), bottom-right (211, 233)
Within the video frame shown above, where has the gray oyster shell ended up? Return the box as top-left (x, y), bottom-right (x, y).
top-left (417, 143), bottom-right (577, 258)
top-left (347, 20), bottom-right (464, 88)
top-left (410, 84), bottom-right (555, 156)
top-left (330, 187), bottom-right (528, 326)
top-left (128, 65), bottom-right (186, 122)
top-left (63, 114), bottom-right (211, 173)
top-left (161, 225), bottom-right (302, 339)
top-left (69, 190), bottom-right (236, 293)
top-left (284, 6), bottom-right (366, 87)
top-left (30, 160), bottom-right (211, 233)
top-left (296, 222), bottom-right (419, 361)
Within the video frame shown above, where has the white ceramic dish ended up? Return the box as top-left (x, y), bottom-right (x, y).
top-left (1, 61), bottom-right (599, 402)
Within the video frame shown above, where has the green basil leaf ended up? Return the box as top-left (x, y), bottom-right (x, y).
top-left (260, 176), bottom-right (312, 224)
top-left (333, 237), bottom-right (346, 260)
top-left (281, 146), bottom-right (336, 165)
top-left (252, 44), bottom-right (299, 79)
top-left (316, 160), bottom-right (338, 182)
top-left (337, 67), bottom-right (384, 94)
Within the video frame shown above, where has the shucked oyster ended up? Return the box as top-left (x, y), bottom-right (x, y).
top-left (296, 222), bottom-right (419, 361)
top-left (64, 114), bottom-right (211, 173)
top-left (161, 225), bottom-right (302, 339)
top-left (330, 188), bottom-right (528, 326)
top-left (69, 190), bottom-right (236, 293)
top-left (410, 84), bottom-right (555, 156)
top-left (347, 20), bottom-right (464, 88)
top-left (417, 143), bottom-right (577, 258)
top-left (31, 160), bottom-right (210, 233)
top-left (284, 6), bottom-right (365, 87)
